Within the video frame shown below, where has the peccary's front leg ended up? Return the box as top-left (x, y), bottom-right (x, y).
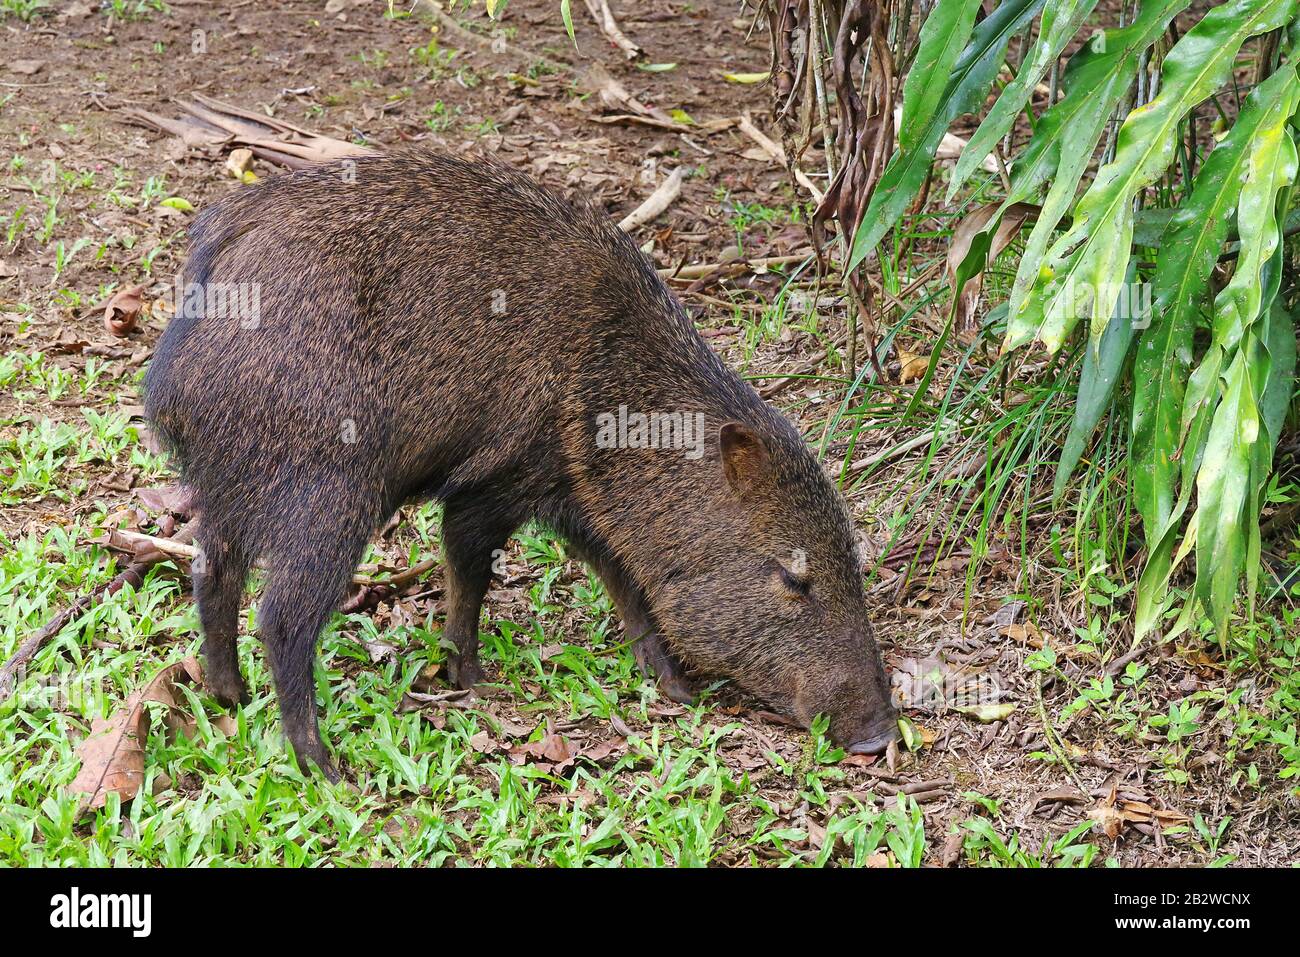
top-left (440, 497), bottom-right (518, 689)
top-left (632, 629), bottom-right (696, 705)
top-left (587, 556), bottom-right (696, 705)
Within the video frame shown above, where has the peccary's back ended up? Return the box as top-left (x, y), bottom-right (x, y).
top-left (145, 151), bottom-right (731, 537)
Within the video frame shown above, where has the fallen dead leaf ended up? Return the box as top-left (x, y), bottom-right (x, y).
top-left (225, 147), bottom-right (254, 178)
top-left (1087, 802), bottom-right (1125, 841)
top-left (68, 657), bottom-right (202, 811)
top-left (897, 348), bottom-right (928, 384)
top-left (840, 752), bottom-right (880, 768)
top-left (954, 702), bottom-right (1016, 723)
top-left (101, 284), bottom-right (145, 337)
top-left (510, 732), bottom-right (577, 772)
top-left (134, 484), bottom-right (195, 516)
top-left (398, 686), bottom-right (474, 713)
top-left (1086, 784), bottom-right (1188, 841)
top-left (940, 831), bottom-right (964, 867)
top-left (1001, 621), bottom-right (1097, 661)
top-left (610, 712), bottom-right (633, 737)
top-left (469, 730), bottom-right (505, 753)
top-left (946, 202), bottom-right (1038, 333)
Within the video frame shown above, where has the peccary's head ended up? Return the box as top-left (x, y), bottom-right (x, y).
top-left (651, 420), bottom-right (899, 754)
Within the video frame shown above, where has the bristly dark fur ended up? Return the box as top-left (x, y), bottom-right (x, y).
top-left (144, 149), bottom-right (897, 778)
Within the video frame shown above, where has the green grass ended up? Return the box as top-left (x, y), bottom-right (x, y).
top-left (0, 0), bottom-right (46, 21)
top-left (0, 519), bottom-right (930, 866)
top-left (0, 347), bottom-right (957, 866)
top-left (1, 342), bottom-right (1281, 865)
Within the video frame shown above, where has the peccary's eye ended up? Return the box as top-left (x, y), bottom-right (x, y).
top-left (777, 565), bottom-right (811, 598)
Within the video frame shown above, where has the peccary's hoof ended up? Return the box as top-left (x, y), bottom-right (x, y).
top-left (447, 653), bottom-right (484, 690)
top-left (304, 758), bottom-right (342, 784)
top-left (633, 635), bottom-right (695, 704)
top-left (207, 677), bottom-right (250, 711)
top-left (657, 673), bottom-right (697, 706)
top-left (290, 742), bottom-right (341, 783)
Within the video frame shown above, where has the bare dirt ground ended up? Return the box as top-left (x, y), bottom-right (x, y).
top-left (2, 0), bottom-right (1298, 866)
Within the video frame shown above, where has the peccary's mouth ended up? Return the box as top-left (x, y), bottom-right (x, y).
top-left (847, 719), bottom-right (902, 755)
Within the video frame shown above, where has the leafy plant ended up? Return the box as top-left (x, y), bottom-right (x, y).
top-left (800, 0), bottom-right (1300, 646)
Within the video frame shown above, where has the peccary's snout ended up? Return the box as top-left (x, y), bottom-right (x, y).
top-left (794, 630), bottom-right (900, 754)
top-left (847, 717), bottom-right (902, 756)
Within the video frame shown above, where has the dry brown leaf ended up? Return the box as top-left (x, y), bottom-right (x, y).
top-left (102, 284), bottom-right (145, 337)
top-left (582, 62), bottom-right (675, 125)
top-left (580, 737), bottom-right (626, 763)
top-left (1087, 803), bottom-right (1125, 841)
top-left (940, 831), bottom-right (965, 867)
top-left (491, 712), bottom-right (535, 738)
top-left (839, 752), bottom-right (880, 768)
top-left (225, 148), bottom-right (254, 178)
top-left (212, 714), bottom-right (238, 736)
top-left (610, 712), bottom-right (633, 737)
top-left (509, 732), bottom-right (577, 772)
top-left (1119, 800), bottom-right (1189, 828)
top-left (469, 730), bottom-right (504, 753)
top-left (946, 202), bottom-right (1038, 333)
top-left (68, 657), bottom-right (201, 811)
top-left (134, 484), bottom-right (195, 516)
top-left (897, 349), bottom-right (928, 384)
top-left (1001, 621), bottom-right (1096, 661)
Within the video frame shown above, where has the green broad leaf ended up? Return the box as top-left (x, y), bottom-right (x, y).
top-left (1004, 0), bottom-right (1193, 206)
top-left (847, 0), bottom-right (1046, 273)
top-left (1247, 301), bottom-right (1297, 613)
top-left (1000, 0), bottom-right (1190, 346)
top-left (949, 0), bottom-right (1100, 199)
top-left (1135, 338), bottom-right (1238, 642)
top-left (1209, 66), bottom-right (1299, 355)
top-left (1129, 204), bottom-right (1300, 248)
top-left (1257, 300), bottom-right (1296, 455)
top-left (159, 197), bottom-right (195, 212)
top-left (1002, 73), bottom-right (1118, 337)
top-left (897, 715), bottom-right (923, 751)
top-left (560, 0), bottom-right (576, 47)
top-left (1132, 62), bottom-right (1300, 569)
top-left (1010, 0), bottom-right (1295, 354)
top-left (898, 0), bottom-right (984, 153)
top-left (1192, 348), bottom-right (1258, 645)
top-left (1179, 112), bottom-right (1296, 640)
top-left (1132, 208), bottom-right (1175, 246)
top-left (1052, 261), bottom-right (1139, 502)
top-left (1177, 66), bottom-right (1296, 472)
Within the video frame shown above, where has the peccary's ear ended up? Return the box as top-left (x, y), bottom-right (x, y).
top-left (720, 421), bottom-right (771, 495)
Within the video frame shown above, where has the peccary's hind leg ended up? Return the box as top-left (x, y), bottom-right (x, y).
top-left (193, 532), bottom-right (252, 709)
top-left (440, 496), bottom-right (520, 689)
top-left (257, 529), bottom-right (370, 782)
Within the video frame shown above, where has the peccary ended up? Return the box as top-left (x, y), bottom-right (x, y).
top-left (144, 150), bottom-right (900, 778)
